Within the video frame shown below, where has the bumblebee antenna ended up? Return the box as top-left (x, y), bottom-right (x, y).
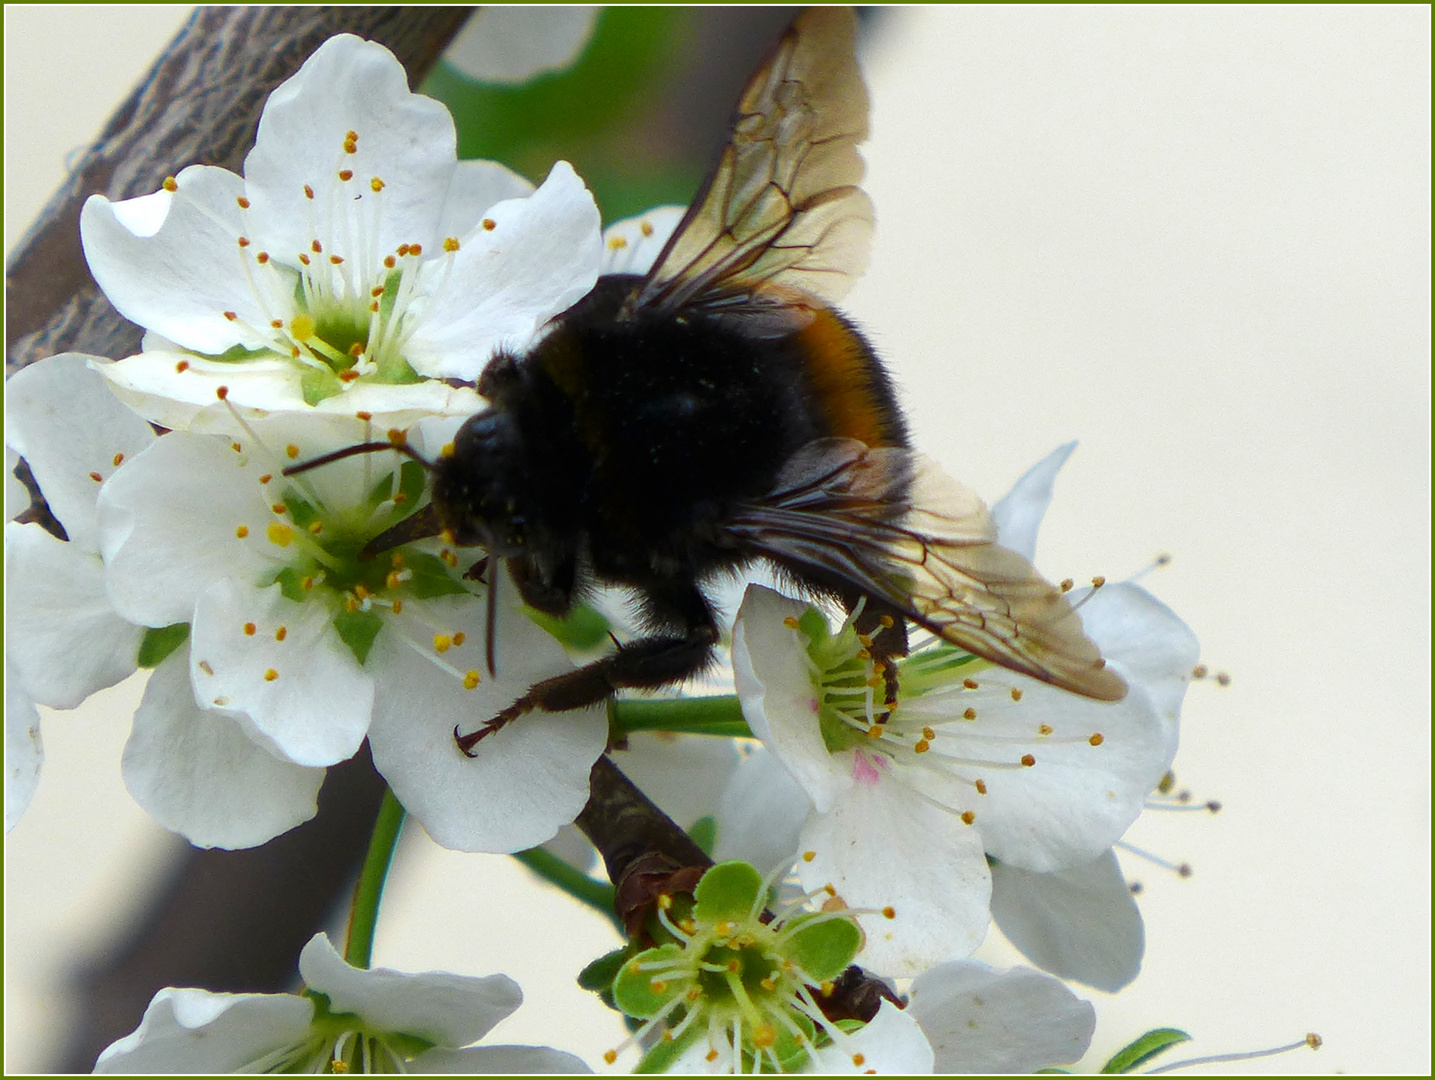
top-left (282, 437), bottom-right (436, 477)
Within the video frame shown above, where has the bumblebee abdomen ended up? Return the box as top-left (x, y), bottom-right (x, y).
top-left (794, 307), bottom-right (909, 450)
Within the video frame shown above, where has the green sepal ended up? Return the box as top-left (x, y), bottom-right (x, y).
top-left (692, 861), bottom-right (763, 926)
top-left (272, 566), bottom-right (309, 603)
top-left (796, 606), bottom-right (829, 646)
top-left (522, 601), bottom-right (612, 651)
top-left (635, 1024), bottom-right (705, 1074)
top-left (137, 623), bottom-right (190, 668)
top-left (300, 365), bottom-right (344, 405)
top-left (1101, 1028), bottom-right (1192, 1073)
top-left (612, 944), bottom-right (684, 1019)
top-left (780, 913), bottom-right (863, 984)
top-left (215, 344), bottom-right (272, 363)
top-left (687, 815), bottom-right (717, 857)
top-left (280, 487), bottom-right (320, 531)
top-left (403, 552), bottom-right (472, 599)
top-left (333, 609), bottom-right (384, 665)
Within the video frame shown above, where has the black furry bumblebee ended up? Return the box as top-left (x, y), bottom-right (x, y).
top-left (300, 8), bottom-right (1126, 752)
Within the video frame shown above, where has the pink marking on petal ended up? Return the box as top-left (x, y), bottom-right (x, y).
top-left (808, 697), bottom-right (821, 714)
top-left (852, 750), bottom-right (883, 786)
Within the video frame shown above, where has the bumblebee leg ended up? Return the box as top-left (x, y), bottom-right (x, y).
top-left (455, 582), bottom-right (718, 756)
top-left (848, 594), bottom-right (908, 715)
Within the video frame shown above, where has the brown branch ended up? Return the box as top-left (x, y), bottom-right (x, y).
top-left (5, 5), bottom-right (471, 376)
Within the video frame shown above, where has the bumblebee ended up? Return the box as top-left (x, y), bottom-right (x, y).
top-left (311, 8), bottom-right (1126, 752)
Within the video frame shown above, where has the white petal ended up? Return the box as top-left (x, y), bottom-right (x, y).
top-left (299, 933), bottom-right (522, 1048)
top-left (409, 1045), bottom-right (593, 1073)
top-left (405, 161), bottom-right (602, 380)
top-left (93, 986), bottom-right (314, 1073)
top-left (97, 431), bottom-right (279, 627)
top-left (190, 580), bottom-right (374, 767)
top-left (937, 584), bottom-right (1194, 873)
top-left (443, 6), bottom-right (600, 84)
top-left (437, 159), bottom-right (536, 242)
top-left (600, 206), bottom-right (686, 276)
top-left (3, 353), bottom-right (157, 548)
top-left (5, 672), bottom-right (44, 832)
top-left (92, 351), bottom-right (311, 430)
top-left (798, 779), bottom-right (991, 977)
top-left (989, 850), bottom-right (1143, 993)
top-left (4, 522), bottom-right (142, 708)
top-left (733, 585), bottom-right (851, 813)
top-left (808, 1000), bottom-right (935, 1074)
top-left (990, 443), bottom-right (1077, 562)
top-left (367, 594), bottom-right (606, 853)
top-left (610, 731), bottom-right (740, 831)
top-left (712, 746), bottom-right (811, 874)
top-left (123, 647), bottom-right (325, 849)
top-left (243, 35), bottom-right (458, 263)
top-left (907, 962), bottom-right (1096, 1073)
top-left (1078, 582), bottom-right (1200, 734)
top-left (81, 165), bottom-right (277, 354)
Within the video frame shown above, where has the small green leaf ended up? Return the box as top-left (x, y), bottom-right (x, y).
top-left (613, 944), bottom-right (684, 1019)
top-left (781, 913), bottom-right (863, 984)
top-left (1101, 1028), bottom-right (1192, 1073)
top-left (522, 601), bottom-right (612, 650)
top-left (137, 623), bottom-right (189, 668)
top-left (687, 816), bottom-right (717, 857)
top-left (692, 861), bottom-right (763, 925)
top-left (403, 552), bottom-right (471, 599)
top-left (333, 609), bottom-right (384, 665)
top-left (578, 947), bottom-right (633, 993)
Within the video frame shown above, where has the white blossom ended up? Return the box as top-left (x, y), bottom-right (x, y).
top-left (94, 933), bottom-right (590, 1073)
top-left (730, 446), bottom-right (1199, 976)
top-left (80, 34), bottom-right (602, 428)
top-left (95, 407), bottom-right (606, 851)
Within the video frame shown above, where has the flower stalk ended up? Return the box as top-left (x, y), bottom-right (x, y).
top-left (344, 787), bottom-right (405, 969)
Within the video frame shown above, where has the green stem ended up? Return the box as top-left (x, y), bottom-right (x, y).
top-left (512, 847), bottom-right (622, 930)
top-left (345, 787), bottom-right (406, 968)
top-left (609, 695), bottom-right (752, 738)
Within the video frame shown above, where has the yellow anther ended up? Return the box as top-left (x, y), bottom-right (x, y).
top-left (338, 169), bottom-right (353, 182)
top-left (640, 220), bottom-right (654, 236)
top-left (914, 739), bottom-right (930, 753)
top-left (783, 616), bottom-right (800, 629)
top-left (264, 669), bottom-right (278, 682)
top-left (175, 360), bottom-right (190, 373)
top-left (443, 236), bottom-right (459, 252)
top-left (308, 521), bottom-right (323, 534)
top-left (162, 176), bottom-right (178, 192)
top-left (603, 1051), bottom-right (618, 1065)
top-left (371, 177), bottom-right (385, 192)
top-left (266, 522), bottom-right (294, 547)
top-left (452, 632), bottom-right (466, 646)
top-left (975, 779), bottom-right (988, 794)
top-left (1010, 687), bottom-right (1023, 701)
top-left (463, 671), bottom-right (480, 690)
top-left (235, 525), bottom-right (249, 538)
top-left (275, 626), bottom-right (287, 642)
top-left (243, 623), bottom-right (256, 636)
top-left (963, 707), bottom-right (977, 720)
top-left (961, 810), bottom-right (976, 825)
top-left (1089, 733), bottom-right (1105, 746)
top-left (1060, 578), bottom-right (1074, 592)
top-left (303, 184), bottom-right (315, 200)
top-left (881, 906), bottom-right (895, 919)
top-left (1021, 754), bottom-right (1036, 767)
top-left (608, 235), bottom-right (628, 250)
top-left (1039, 723), bottom-right (1053, 735)
top-left (481, 218), bottom-right (496, 231)
top-left (289, 313), bottom-right (315, 340)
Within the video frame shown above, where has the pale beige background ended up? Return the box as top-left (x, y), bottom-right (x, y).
top-left (4, 5), bottom-right (1430, 1074)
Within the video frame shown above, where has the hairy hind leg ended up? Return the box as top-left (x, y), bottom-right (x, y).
top-left (456, 580), bottom-right (718, 755)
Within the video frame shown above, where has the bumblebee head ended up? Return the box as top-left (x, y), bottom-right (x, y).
top-left (433, 407), bottom-right (531, 555)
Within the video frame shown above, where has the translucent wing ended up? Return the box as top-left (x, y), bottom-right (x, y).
top-left (629, 7), bottom-right (874, 324)
top-left (730, 440), bottom-right (1129, 702)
